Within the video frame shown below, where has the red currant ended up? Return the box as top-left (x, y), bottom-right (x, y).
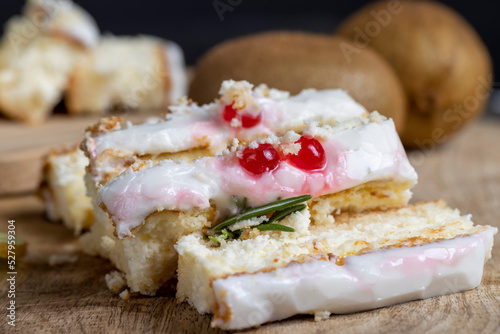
top-left (241, 112), bottom-right (262, 128)
top-left (239, 144), bottom-right (280, 175)
top-left (222, 104), bottom-right (262, 128)
top-left (288, 136), bottom-right (326, 171)
top-left (222, 104), bottom-right (237, 122)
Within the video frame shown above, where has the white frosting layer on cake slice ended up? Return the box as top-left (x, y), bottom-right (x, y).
top-left (211, 228), bottom-right (497, 330)
top-left (85, 80), bottom-right (368, 183)
top-left (98, 115), bottom-right (417, 238)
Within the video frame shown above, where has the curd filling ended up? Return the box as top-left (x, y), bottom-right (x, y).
top-left (98, 117), bottom-right (417, 238)
top-left (211, 228), bottom-right (497, 330)
top-left (87, 80), bottom-right (368, 182)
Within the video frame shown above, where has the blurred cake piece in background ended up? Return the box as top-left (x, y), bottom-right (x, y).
top-left (0, 0), bottom-right (99, 123)
top-left (39, 147), bottom-right (93, 235)
top-left (66, 35), bottom-right (187, 115)
top-left (24, 0), bottom-right (99, 48)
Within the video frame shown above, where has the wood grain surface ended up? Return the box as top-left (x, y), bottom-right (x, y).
top-left (0, 111), bottom-right (164, 196)
top-left (1, 117), bottom-right (500, 334)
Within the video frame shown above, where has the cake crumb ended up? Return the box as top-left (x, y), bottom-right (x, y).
top-left (240, 228), bottom-right (262, 240)
top-left (369, 111), bottom-right (386, 124)
top-left (48, 254), bottom-right (78, 266)
top-left (281, 142), bottom-right (301, 155)
top-left (314, 310), bottom-right (331, 321)
top-left (228, 216), bottom-right (267, 231)
top-left (119, 289), bottom-right (130, 300)
top-left (105, 270), bottom-right (127, 294)
top-left (254, 83), bottom-right (290, 99)
top-left (168, 97), bottom-right (196, 115)
top-left (219, 80), bottom-right (260, 113)
top-left (101, 236), bottom-right (115, 253)
top-left (230, 117), bottom-right (242, 128)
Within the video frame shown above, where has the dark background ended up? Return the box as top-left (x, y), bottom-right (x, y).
top-left (1, 0), bottom-right (499, 114)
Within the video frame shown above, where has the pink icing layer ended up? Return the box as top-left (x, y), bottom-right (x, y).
top-left (211, 140), bottom-right (350, 205)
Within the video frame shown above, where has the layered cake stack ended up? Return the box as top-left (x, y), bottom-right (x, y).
top-left (42, 80), bottom-right (496, 330)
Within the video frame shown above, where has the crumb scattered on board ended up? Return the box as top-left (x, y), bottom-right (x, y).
top-left (105, 270), bottom-right (128, 294)
top-left (314, 310), bottom-right (331, 322)
top-left (119, 289), bottom-right (130, 300)
top-left (48, 254), bottom-right (78, 266)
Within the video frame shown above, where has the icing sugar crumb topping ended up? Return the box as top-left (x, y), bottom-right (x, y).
top-left (281, 131), bottom-right (302, 155)
top-left (217, 138), bottom-right (241, 156)
top-left (282, 142), bottom-right (301, 156)
top-left (230, 117), bottom-right (242, 128)
top-left (254, 83), bottom-right (290, 99)
top-left (219, 80), bottom-right (260, 115)
top-left (282, 131), bottom-right (301, 143)
top-left (167, 97), bottom-right (192, 115)
top-left (246, 134), bottom-right (281, 149)
top-left (304, 112), bottom-right (387, 138)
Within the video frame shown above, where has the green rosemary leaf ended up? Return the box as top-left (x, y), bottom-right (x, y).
top-left (232, 196), bottom-right (240, 208)
top-left (221, 229), bottom-right (233, 238)
top-left (208, 229), bottom-right (232, 244)
top-left (211, 194), bottom-right (312, 233)
top-left (256, 224), bottom-right (295, 232)
top-left (266, 204), bottom-right (307, 224)
top-left (208, 236), bottom-right (220, 243)
top-left (231, 196), bottom-right (248, 213)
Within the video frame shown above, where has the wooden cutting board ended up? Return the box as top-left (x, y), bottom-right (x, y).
top-left (1, 117), bottom-right (499, 333)
top-left (0, 111), bottom-right (163, 196)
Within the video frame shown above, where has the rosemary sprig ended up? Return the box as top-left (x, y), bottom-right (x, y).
top-left (265, 204), bottom-right (307, 225)
top-left (208, 229), bottom-right (233, 244)
top-left (256, 224), bottom-right (295, 232)
top-left (210, 194), bottom-right (312, 233)
top-left (231, 196), bottom-right (240, 209)
top-left (231, 196), bottom-right (248, 212)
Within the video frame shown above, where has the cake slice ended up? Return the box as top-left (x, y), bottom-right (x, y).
top-left (81, 111), bottom-right (417, 295)
top-left (39, 147), bottom-right (93, 235)
top-left (42, 80), bottom-right (367, 235)
top-left (99, 113), bottom-right (416, 239)
top-left (66, 35), bottom-right (187, 114)
top-left (82, 80), bottom-right (369, 186)
top-left (0, 0), bottom-right (99, 123)
top-left (175, 200), bottom-right (497, 330)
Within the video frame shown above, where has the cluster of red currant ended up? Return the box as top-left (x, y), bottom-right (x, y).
top-left (222, 104), bottom-right (327, 175)
top-left (239, 136), bottom-right (326, 175)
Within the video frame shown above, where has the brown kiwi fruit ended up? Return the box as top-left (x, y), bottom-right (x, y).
top-left (189, 31), bottom-right (407, 132)
top-left (338, 0), bottom-right (493, 148)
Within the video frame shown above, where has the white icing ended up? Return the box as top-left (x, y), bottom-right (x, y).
top-left (98, 118), bottom-right (417, 238)
top-left (88, 83), bottom-right (368, 179)
top-left (211, 228), bottom-right (497, 330)
top-left (93, 104), bottom-right (226, 157)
